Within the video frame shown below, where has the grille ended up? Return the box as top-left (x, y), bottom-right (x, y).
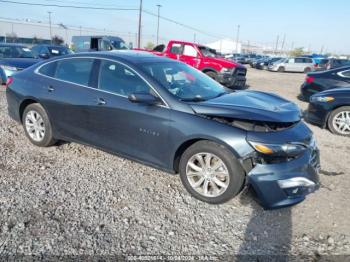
top-left (234, 68), bottom-right (247, 77)
top-left (310, 150), bottom-right (320, 170)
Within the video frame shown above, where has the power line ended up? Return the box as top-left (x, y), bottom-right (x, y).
top-left (0, 0), bottom-right (138, 10)
top-left (142, 9), bottom-right (228, 39)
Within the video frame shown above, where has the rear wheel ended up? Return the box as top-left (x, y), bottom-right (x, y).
top-left (179, 141), bottom-right (245, 204)
top-left (278, 66), bottom-right (285, 72)
top-left (327, 106), bottom-right (350, 136)
top-left (204, 71), bottom-right (218, 81)
top-left (22, 103), bottom-right (56, 147)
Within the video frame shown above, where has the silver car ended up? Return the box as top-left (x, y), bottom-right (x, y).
top-left (268, 57), bottom-right (315, 73)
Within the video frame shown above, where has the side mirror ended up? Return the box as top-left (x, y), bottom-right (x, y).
top-left (39, 53), bottom-right (49, 59)
top-left (128, 92), bottom-right (161, 105)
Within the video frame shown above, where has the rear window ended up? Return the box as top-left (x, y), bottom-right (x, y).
top-left (55, 58), bottom-right (94, 86)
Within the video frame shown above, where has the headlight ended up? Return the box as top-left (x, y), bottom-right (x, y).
top-left (310, 96), bottom-right (334, 103)
top-left (248, 141), bottom-right (307, 157)
top-left (220, 67), bottom-right (233, 74)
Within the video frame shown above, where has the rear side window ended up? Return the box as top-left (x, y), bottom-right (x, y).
top-left (183, 45), bottom-right (198, 57)
top-left (55, 58), bottom-right (94, 86)
top-left (295, 58), bottom-right (303, 63)
top-left (341, 70), bottom-right (350, 77)
top-left (98, 60), bottom-right (150, 96)
top-left (170, 43), bottom-right (183, 54)
top-left (38, 61), bottom-right (57, 77)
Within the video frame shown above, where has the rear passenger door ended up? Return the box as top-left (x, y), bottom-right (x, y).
top-left (38, 57), bottom-right (98, 143)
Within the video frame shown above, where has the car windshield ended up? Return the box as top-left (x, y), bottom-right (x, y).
top-left (111, 40), bottom-right (128, 50)
top-left (0, 46), bottom-right (35, 58)
top-left (141, 62), bottom-right (226, 101)
top-left (48, 46), bottom-right (73, 56)
top-left (198, 46), bottom-right (217, 58)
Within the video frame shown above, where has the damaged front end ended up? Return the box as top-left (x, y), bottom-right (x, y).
top-left (197, 114), bottom-right (320, 209)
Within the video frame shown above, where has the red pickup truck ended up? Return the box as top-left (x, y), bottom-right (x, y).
top-left (136, 40), bottom-right (247, 89)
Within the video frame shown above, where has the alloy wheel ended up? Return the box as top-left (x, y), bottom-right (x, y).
top-left (25, 110), bottom-right (46, 142)
top-left (185, 152), bottom-right (230, 198)
top-left (332, 110), bottom-right (350, 135)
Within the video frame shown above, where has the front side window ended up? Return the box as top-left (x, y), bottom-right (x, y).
top-left (55, 58), bottom-right (94, 86)
top-left (141, 62), bottom-right (226, 102)
top-left (98, 60), bottom-right (150, 96)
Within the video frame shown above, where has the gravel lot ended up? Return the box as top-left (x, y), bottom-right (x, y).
top-left (0, 68), bottom-right (349, 260)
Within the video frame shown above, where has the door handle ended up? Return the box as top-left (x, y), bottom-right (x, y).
top-left (47, 86), bottom-right (55, 92)
top-left (96, 98), bottom-right (106, 105)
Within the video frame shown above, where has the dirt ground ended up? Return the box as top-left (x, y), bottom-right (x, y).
top-left (0, 67), bottom-right (349, 260)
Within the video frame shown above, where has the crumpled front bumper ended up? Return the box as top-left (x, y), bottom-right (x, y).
top-left (246, 147), bottom-right (320, 209)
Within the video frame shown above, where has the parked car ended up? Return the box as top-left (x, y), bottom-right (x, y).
top-left (6, 51), bottom-right (320, 209)
top-left (314, 58), bottom-right (329, 71)
top-left (0, 67), bottom-right (6, 85)
top-left (325, 58), bottom-right (350, 70)
top-left (249, 55), bottom-right (264, 68)
top-left (269, 57), bottom-right (315, 73)
top-left (306, 88), bottom-right (350, 136)
top-left (256, 57), bottom-right (282, 70)
top-left (0, 43), bottom-right (40, 78)
top-left (137, 40), bottom-right (247, 89)
top-left (225, 53), bottom-right (241, 60)
top-left (300, 66), bottom-right (350, 101)
top-left (31, 44), bottom-right (73, 59)
top-left (71, 35), bottom-right (129, 52)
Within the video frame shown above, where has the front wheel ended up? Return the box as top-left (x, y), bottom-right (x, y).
top-left (278, 66), bottom-right (285, 72)
top-left (22, 103), bottom-right (56, 147)
top-left (327, 106), bottom-right (350, 136)
top-left (179, 141), bottom-right (245, 204)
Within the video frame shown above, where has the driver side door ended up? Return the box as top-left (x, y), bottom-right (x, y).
top-left (87, 59), bottom-right (171, 168)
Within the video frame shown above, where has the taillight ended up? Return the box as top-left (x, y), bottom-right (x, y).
top-left (6, 76), bottom-right (13, 87)
top-left (314, 63), bottom-right (318, 68)
top-left (306, 76), bottom-right (314, 84)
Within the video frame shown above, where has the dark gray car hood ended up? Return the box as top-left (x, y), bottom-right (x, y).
top-left (190, 90), bottom-right (302, 122)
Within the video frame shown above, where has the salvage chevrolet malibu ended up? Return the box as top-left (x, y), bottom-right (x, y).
top-left (6, 51), bottom-right (320, 209)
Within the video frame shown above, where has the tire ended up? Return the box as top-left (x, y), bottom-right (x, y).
top-left (304, 67), bottom-right (311, 73)
top-left (204, 71), bottom-right (218, 81)
top-left (22, 103), bottom-right (56, 147)
top-left (179, 140), bottom-right (245, 204)
top-left (327, 106), bottom-right (350, 136)
top-left (278, 66), bottom-right (285, 72)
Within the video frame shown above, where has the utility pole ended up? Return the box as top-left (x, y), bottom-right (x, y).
top-left (137, 0), bottom-right (143, 48)
top-left (320, 45), bottom-right (324, 54)
top-left (156, 4), bottom-right (162, 45)
top-left (281, 34), bottom-right (286, 53)
top-left (235, 24), bottom-right (240, 53)
top-left (274, 35), bottom-right (279, 54)
top-left (193, 33), bottom-right (196, 43)
top-left (79, 26), bottom-right (82, 36)
top-left (48, 11), bottom-right (52, 44)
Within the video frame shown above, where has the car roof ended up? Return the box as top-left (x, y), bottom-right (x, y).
top-left (46, 50), bottom-right (176, 64)
top-left (33, 44), bottom-right (68, 48)
top-left (0, 43), bottom-right (27, 47)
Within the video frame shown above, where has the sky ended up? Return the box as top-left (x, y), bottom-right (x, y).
top-left (1, 0), bottom-right (349, 54)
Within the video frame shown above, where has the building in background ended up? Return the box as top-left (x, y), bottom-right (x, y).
top-left (0, 17), bottom-right (140, 47)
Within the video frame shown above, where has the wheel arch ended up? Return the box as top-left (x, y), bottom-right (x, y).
top-left (19, 98), bottom-right (39, 123)
top-left (201, 67), bottom-right (218, 74)
top-left (172, 137), bottom-right (241, 173)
